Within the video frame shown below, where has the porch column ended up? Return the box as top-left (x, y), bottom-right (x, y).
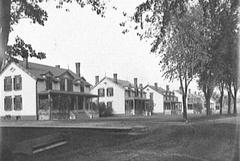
top-left (36, 94), bottom-right (40, 120)
top-left (48, 93), bottom-right (51, 120)
top-left (83, 97), bottom-right (86, 110)
top-left (75, 96), bottom-right (79, 110)
top-left (133, 99), bottom-right (135, 115)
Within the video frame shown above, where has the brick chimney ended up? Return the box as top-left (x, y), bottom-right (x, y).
top-left (154, 83), bottom-right (158, 89)
top-left (113, 73), bottom-right (117, 83)
top-left (166, 85), bottom-right (169, 91)
top-left (55, 65), bottom-right (60, 68)
top-left (75, 62), bottom-right (80, 78)
top-left (134, 78), bottom-right (138, 88)
top-left (23, 57), bottom-right (29, 69)
top-left (95, 76), bottom-right (99, 85)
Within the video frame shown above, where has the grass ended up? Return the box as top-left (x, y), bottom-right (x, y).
top-left (0, 115), bottom-right (239, 161)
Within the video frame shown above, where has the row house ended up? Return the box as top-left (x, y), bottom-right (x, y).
top-left (0, 59), bottom-right (98, 120)
top-left (90, 74), bottom-right (150, 116)
top-left (144, 83), bottom-right (181, 114)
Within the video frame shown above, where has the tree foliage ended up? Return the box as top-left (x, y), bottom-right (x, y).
top-left (0, 0), bottom-right (107, 69)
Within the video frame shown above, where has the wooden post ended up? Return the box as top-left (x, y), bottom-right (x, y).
top-left (83, 97), bottom-right (86, 111)
top-left (48, 93), bottom-right (51, 120)
top-left (76, 96), bottom-right (79, 110)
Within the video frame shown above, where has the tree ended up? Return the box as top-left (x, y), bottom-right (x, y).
top-left (160, 7), bottom-right (208, 120)
top-left (123, 0), bottom-right (210, 120)
top-left (0, 0), bottom-right (107, 69)
top-left (197, 0), bottom-right (239, 115)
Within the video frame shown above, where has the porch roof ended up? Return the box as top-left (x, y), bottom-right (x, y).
top-left (38, 90), bottom-right (98, 97)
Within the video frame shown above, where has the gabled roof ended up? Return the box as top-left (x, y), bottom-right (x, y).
top-left (144, 85), bottom-right (166, 95)
top-left (1, 60), bottom-right (91, 86)
top-left (106, 77), bottom-right (134, 88)
top-left (92, 76), bottom-right (141, 90)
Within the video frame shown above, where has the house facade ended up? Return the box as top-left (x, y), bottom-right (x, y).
top-left (90, 74), bottom-right (150, 116)
top-left (144, 83), bottom-right (181, 115)
top-left (0, 59), bottom-right (98, 120)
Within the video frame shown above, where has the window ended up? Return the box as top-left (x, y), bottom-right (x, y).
top-left (14, 75), bottom-right (22, 90)
top-left (14, 95), bottom-right (22, 111)
top-left (4, 76), bottom-right (12, 91)
top-left (46, 76), bottom-right (52, 90)
top-left (67, 79), bottom-right (73, 91)
top-left (98, 88), bottom-right (105, 97)
top-left (188, 104), bottom-right (193, 110)
top-left (107, 88), bottom-right (114, 97)
top-left (60, 79), bottom-right (65, 91)
top-left (107, 102), bottom-right (112, 108)
top-left (80, 85), bottom-right (84, 92)
top-left (4, 96), bottom-right (12, 111)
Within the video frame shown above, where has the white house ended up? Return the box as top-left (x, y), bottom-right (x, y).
top-left (143, 83), bottom-right (164, 114)
top-left (90, 74), bottom-right (149, 116)
top-left (0, 59), bottom-right (97, 120)
top-left (144, 83), bottom-right (181, 115)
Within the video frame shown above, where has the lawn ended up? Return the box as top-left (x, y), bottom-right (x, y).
top-left (0, 115), bottom-right (239, 161)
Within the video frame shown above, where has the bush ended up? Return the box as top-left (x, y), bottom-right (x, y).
top-left (99, 103), bottom-right (113, 117)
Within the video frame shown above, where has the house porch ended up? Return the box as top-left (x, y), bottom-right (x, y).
top-left (37, 90), bottom-right (98, 120)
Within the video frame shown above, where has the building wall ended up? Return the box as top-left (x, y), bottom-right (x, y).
top-left (144, 87), bottom-right (164, 113)
top-left (91, 78), bottom-right (125, 114)
top-left (0, 63), bottom-right (37, 119)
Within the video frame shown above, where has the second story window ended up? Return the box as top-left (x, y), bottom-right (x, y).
top-left (67, 79), bottom-right (73, 91)
top-left (14, 75), bottom-right (22, 90)
top-left (60, 79), bottom-right (65, 91)
top-left (80, 85), bottom-right (84, 92)
top-left (4, 76), bottom-right (12, 91)
top-left (98, 88), bottom-right (105, 97)
top-left (14, 95), bottom-right (22, 111)
top-left (46, 76), bottom-right (52, 90)
top-left (4, 96), bottom-right (12, 111)
top-left (107, 88), bottom-right (114, 97)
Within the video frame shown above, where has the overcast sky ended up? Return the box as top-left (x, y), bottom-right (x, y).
top-left (9, 0), bottom-right (198, 92)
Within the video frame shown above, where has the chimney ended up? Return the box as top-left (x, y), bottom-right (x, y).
top-left (194, 91), bottom-right (197, 95)
top-left (139, 83), bottom-right (143, 89)
top-left (188, 89), bottom-right (191, 94)
top-left (23, 57), bottom-right (29, 69)
top-left (134, 78), bottom-right (138, 88)
top-left (55, 65), bottom-right (60, 68)
top-left (95, 76), bottom-right (99, 85)
top-left (113, 73), bottom-right (117, 83)
top-left (154, 83), bottom-right (158, 89)
top-left (166, 85), bottom-right (169, 91)
top-left (75, 62), bottom-right (80, 78)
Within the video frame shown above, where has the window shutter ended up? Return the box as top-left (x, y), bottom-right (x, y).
top-left (20, 96), bottom-right (22, 110)
top-left (19, 76), bottom-right (22, 90)
top-left (14, 97), bottom-right (16, 110)
top-left (4, 78), bottom-right (6, 91)
top-left (13, 77), bottom-right (16, 90)
top-left (9, 78), bottom-right (12, 91)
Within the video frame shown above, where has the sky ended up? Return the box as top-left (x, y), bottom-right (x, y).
top-left (9, 0), bottom-right (198, 92)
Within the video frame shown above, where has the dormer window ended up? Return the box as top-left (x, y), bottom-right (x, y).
top-left (46, 76), bottom-right (52, 90)
top-left (67, 79), bottom-right (73, 91)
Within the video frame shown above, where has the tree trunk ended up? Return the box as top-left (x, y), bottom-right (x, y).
top-left (182, 94), bottom-right (187, 120)
top-left (205, 96), bottom-right (211, 115)
top-left (0, 0), bottom-right (11, 69)
top-left (233, 90), bottom-right (237, 114)
top-left (227, 90), bottom-right (231, 114)
top-left (219, 84), bottom-right (224, 115)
